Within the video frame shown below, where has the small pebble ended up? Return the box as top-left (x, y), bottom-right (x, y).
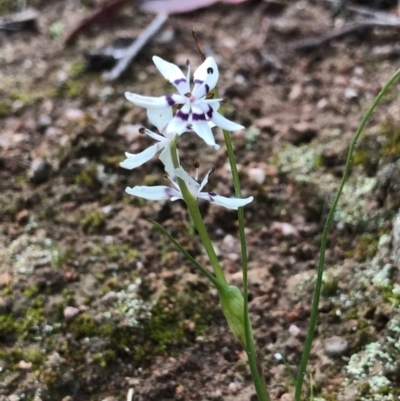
top-left (228, 381), bottom-right (241, 394)
top-left (29, 158), bottom-right (53, 184)
top-left (100, 291), bottom-right (118, 305)
top-left (288, 324), bottom-right (301, 337)
top-left (18, 360), bottom-right (32, 370)
top-left (63, 306), bottom-right (79, 320)
top-left (248, 167), bottom-right (266, 184)
top-left (345, 88), bottom-right (358, 99)
top-left (16, 209), bottom-right (29, 224)
top-left (46, 352), bottom-right (64, 367)
top-left (324, 335), bottom-right (348, 357)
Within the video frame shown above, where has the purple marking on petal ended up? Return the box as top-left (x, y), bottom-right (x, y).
top-left (206, 105), bottom-right (213, 119)
top-left (192, 113), bottom-right (207, 121)
top-left (176, 110), bottom-right (189, 121)
top-left (166, 95), bottom-right (176, 106)
top-left (205, 84), bottom-right (210, 93)
top-left (209, 192), bottom-right (217, 196)
top-left (165, 187), bottom-right (176, 197)
top-left (194, 79), bottom-right (203, 85)
top-left (174, 78), bottom-right (186, 85)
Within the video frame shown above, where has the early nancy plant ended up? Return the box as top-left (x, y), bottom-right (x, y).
top-left (120, 43), bottom-right (400, 400)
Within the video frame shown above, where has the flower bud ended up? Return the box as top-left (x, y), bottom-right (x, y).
top-left (219, 285), bottom-right (246, 347)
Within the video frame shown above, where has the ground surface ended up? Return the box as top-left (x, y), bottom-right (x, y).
top-left (1, 1), bottom-right (400, 400)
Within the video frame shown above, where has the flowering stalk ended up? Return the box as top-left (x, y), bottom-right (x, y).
top-left (221, 127), bottom-right (270, 401)
top-left (168, 136), bottom-right (227, 285)
top-left (294, 67), bottom-right (400, 400)
top-left (121, 53), bottom-right (267, 399)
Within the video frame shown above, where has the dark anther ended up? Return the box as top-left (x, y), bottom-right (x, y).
top-left (163, 173), bottom-right (168, 179)
top-left (176, 104), bottom-right (183, 110)
top-left (193, 160), bottom-right (200, 169)
top-left (221, 98), bottom-right (228, 103)
top-left (206, 92), bottom-right (214, 99)
top-left (139, 127), bottom-right (145, 134)
top-left (184, 92), bottom-right (192, 98)
top-left (210, 167), bottom-right (216, 174)
top-left (186, 59), bottom-right (190, 66)
top-left (207, 67), bottom-right (213, 74)
top-left (166, 80), bottom-right (173, 86)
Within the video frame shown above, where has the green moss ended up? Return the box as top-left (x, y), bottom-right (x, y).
top-left (17, 306), bottom-right (46, 341)
top-left (74, 164), bottom-right (99, 188)
top-left (82, 211), bottom-right (106, 234)
top-left (69, 314), bottom-right (98, 339)
top-left (380, 120), bottom-right (400, 163)
top-left (0, 0), bottom-right (14, 14)
top-left (0, 102), bottom-right (10, 117)
top-left (354, 234), bottom-right (379, 261)
top-left (322, 275), bottom-right (339, 297)
top-left (0, 314), bottom-right (17, 340)
top-left (135, 287), bottom-right (213, 359)
top-left (23, 285), bottom-right (40, 298)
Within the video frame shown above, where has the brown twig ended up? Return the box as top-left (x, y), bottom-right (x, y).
top-left (64, 0), bottom-right (132, 46)
top-left (104, 13), bottom-right (168, 81)
top-left (292, 4), bottom-right (400, 51)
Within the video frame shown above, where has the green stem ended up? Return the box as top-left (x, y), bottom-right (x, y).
top-left (222, 129), bottom-right (270, 401)
top-left (151, 221), bottom-right (223, 291)
top-left (169, 139), bottom-right (227, 286)
top-left (294, 68), bottom-right (400, 400)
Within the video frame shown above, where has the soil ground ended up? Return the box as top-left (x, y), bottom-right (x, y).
top-left (1, 1), bottom-right (400, 400)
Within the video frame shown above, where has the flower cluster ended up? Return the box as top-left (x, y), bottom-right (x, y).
top-left (121, 55), bottom-right (253, 210)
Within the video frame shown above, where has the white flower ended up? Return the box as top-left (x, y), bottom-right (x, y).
top-left (120, 107), bottom-right (175, 170)
top-left (125, 163), bottom-right (253, 210)
top-left (125, 56), bottom-right (244, 149)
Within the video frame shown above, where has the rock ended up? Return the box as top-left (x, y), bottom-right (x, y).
top-left (8, 395), bottom-right (20, 401)
top-left (284, 122), bottom-right (318, 144)
top-left (16, 209), bottom-right (29, 224)
top-left (270, 222), bottom-right (299, 237)
top-left (63, 306), bottom-right (79, 320)
top-left (324, 335), bottom-right (348, 357)
top-left (29, 158), bottom-right (52, 184)
top-left (248, 167), bottom-right (266, 184)
top-left (0, 271), bottom-right (12, 286)
top-left (288, 83), bottom-right (302, 101)
top-left (344, 88), bottom-right (358, 100)
top-left (100, 291), bottom-right (118, 305)
top-left (228, 381), bottom-right (241, 394)
top-left (254, 117), bottom-right (275, 130)
top-left (46, 352), bottom-right (64, 367)
top-left (18, 360), bottom-right (32, 370)
top-left (288, 324), bottom-right (301, 337)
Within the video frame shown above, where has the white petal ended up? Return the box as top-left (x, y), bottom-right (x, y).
top-left (166, 103), bottom-right (191, 135)
top-left (120, 143), bottom-right (163, 170)
top-left (192, 120), bottom-right (220, 150)
top-left (159, 146), bottom-right (178, 178)
top-left (125, 185), bottom-right (181, 201)
top-left (192, 57), bottom-right (219, 98)
top-left (142, 127), bottom-right (167, 142)
top-left (198, 193), bottom-right (254, 209)
top-left (125, 92), bottom-right (184, 109)
top-left (210, 109), bottom-right (244, 131)
top-left (174, 166), bottom-right (200, 194)
top-left (147, 107), bottom-right (173, 133)
top-left (153, 56), bottom-right (190, 95)
top-left (198, 170), bottom-right (212, 192)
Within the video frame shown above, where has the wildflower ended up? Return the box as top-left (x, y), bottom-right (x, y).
top-left (125, 161), bottom-right (253, 210)
top-left (125, 56), bottom-right (244, 149)
top-left (120, 107), bottom-right (175, 170)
